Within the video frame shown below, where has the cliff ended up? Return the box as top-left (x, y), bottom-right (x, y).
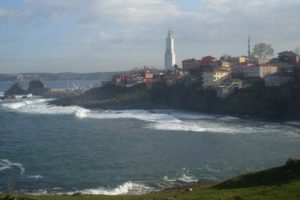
top-left (51, 81), bottom-right (300, 120)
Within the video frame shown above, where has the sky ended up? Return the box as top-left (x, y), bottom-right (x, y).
top-left (0, 0), bottom-right (299, 73)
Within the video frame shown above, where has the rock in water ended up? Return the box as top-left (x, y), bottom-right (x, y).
top-left (27, 80), bottom-right (48, 95)
top-left (5, 82), bottom-right (26, 96)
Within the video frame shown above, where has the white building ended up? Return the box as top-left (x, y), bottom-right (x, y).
top-left (232, 64), bottom-right (278, 78)
top-left (202, 68), bottom-right (230, 88)
top-left (165, 31), bottom-right (176, 71)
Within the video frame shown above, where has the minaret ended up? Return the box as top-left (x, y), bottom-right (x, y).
top-left (165, 31), bottom-right (176, 71)
top-left (248, 35), bottom-right (251, 61)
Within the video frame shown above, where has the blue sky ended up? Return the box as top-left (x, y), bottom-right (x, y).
top-left (0, 0), bottom-right (299, 73)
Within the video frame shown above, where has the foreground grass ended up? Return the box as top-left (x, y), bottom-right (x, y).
top-left (1, 159), bottom-right (300, 200)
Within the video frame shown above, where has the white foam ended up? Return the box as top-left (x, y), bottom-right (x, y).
top-left (79, 110), bottom-right (181, 123)
top-left (1, 98), bottom-right (89, 115)
top-left (0, 159), bottom-right (25, 175)
top-left (163, 174), bottom-right (198, 183)
top-left (30, 182), bottom-right (154, 196)
top-left (1, 97), bottom-right (300, 136)
top-left (178, 174), bottom-right (198, 183)
top-left (28, 175), bottom-right (44, 179)
top-left (75, 182), bottom-right (153, 195)
top-left (149, 122), bottom-right (206, 132)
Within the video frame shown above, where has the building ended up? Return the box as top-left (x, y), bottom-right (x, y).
top-left (143, 71), bottom-right (154, 84)
top-left (232, 64), bottom-right (278, 78)
top-left (165, 31), bottom-right (176, 71)
top-left (239, 56), bottom-right (248, 64)
top-left (202, 56), bottom-right (216, 65)
top-left (202, 68), bottom-right (230, 88)
top-left (278, 51), bottom-right (300, 65)
top-left (182, 58), bottom-right (202, 71)
top-left (264, 74), bottom-right (293, 87)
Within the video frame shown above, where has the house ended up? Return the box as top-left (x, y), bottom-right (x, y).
top-left (143, 71), bottom-right (154, 84)
top-left (239, 56), bottom-right (248, 64)
top-left (232, 64), bottom-right (278, 78)
top-left (278, 51), bottom-right (300, 65)
top-left (182, 58), bottom-right (202, 71)
top-left (202, 67), bottom-right (230, 88)
top-left (264, 74), bottom-right (293, 87)
top-left (216, 79), bottom-right (243, 98)
top-left (202, 56), bottom-right (217, 65)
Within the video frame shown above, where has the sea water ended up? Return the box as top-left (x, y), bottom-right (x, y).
top-left (0, 82), bottom-right (300, 195)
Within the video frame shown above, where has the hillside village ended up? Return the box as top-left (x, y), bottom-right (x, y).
top-left (112, 50), bottom-right (300, 99)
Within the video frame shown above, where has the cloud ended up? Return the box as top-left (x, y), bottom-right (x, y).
top-left (0, 0), bottom-right (300, 73)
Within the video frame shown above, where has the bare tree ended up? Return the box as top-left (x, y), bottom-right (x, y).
top-left (252, 43), bottom-right (274, 59)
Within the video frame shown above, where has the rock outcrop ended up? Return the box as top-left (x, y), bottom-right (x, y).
top-left (27, 80), bottom-right (48, 95)
top-left (0, 95), bottom-right (16, 100)
top-left (4, 83), bottom-right (26, 96)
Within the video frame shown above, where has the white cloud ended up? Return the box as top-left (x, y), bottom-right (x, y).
top-left (1, 0), bottom-right (300, 72)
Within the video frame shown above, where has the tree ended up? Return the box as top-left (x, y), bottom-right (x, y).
top-left (252, 43), bottom-right (274, 59)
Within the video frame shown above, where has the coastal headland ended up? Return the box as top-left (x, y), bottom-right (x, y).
top-left (50, 80), bottom-right (300, 121)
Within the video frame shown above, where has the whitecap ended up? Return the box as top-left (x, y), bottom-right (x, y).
top-left (1, 98), bottom-right (90, 115)
top-left (30, 182), bottom-right (154, 196)
top-left (77, 110), bottom-right (181, 123)
top-left (75, 182), bottom-right (154, 195)
top-left (177, 174), bottom-right (198, 183)
top-left (163, 174), bottom-right (198, 183)
top-left (149, 122), bottom-right (206, 132)
top-left (27, 175), bottom-right (44, 179)
top-left (0, 159), bottom-right (25, 175)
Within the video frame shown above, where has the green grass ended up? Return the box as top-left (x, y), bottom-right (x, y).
top-left (1, 159), bottom-right (300, 200)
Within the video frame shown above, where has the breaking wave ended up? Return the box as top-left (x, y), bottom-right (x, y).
top-left (1, 97), bottom-right (300, 136)
top-left (29, 182), bottom-right (154, 196)
top-left (148, 122), bottom-right (206, 132)
top-left (75, 182), bottom-right (154, 195)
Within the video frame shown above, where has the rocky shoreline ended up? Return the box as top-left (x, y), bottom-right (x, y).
top-left (1, 80), bottom-right (85, 100)
top-left (49, 81), bottom-right (300, 121)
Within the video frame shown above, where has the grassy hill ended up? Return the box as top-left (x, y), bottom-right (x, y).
top-left (1, 159), bottom-right (300, 200)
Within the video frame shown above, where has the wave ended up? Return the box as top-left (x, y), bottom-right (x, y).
top-left (27, 175), bottom-right (44, 179)
top-left (149, 122), bottom-right (206, 132)
top-left (0, 159), bottom-right (25, 175)
top-left (163, 173), bottom-right (198, 183)
top-left (1, 98), bottom-right (89, 115)
top-left (78, 109), bottom-right (181, 123)
top-left (1, 97), bottom-right (300, 135)
top-left (29, 182), bottom-right (154, 196)
top-left (77, 182), bottom-right (154, 195)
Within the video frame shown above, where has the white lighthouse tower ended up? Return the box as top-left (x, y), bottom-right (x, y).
top-left (165, 31), bottom-right (176, 71)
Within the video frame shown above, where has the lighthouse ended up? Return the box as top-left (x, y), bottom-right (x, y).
top-left (165, 31), bottom-right (176, 71)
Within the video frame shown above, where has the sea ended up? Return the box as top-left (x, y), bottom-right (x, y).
top-left (0, 80), bottom-right (300, 195)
